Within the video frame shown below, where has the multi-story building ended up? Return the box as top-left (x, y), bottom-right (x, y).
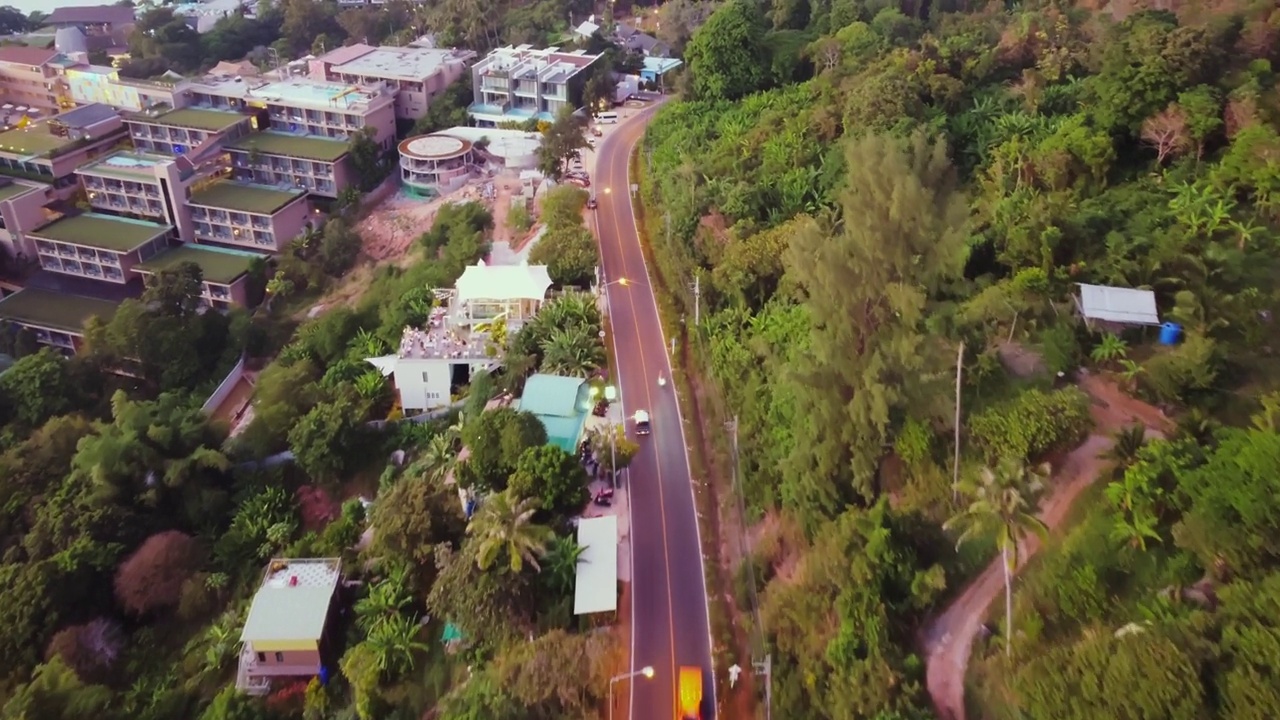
top-left (366, 262), bottom-right (554, 412)
top-left (226, 132), bottom-right (352, 198)
top-left (76, 148), bottom-right (200, 239)
top-left (0, 286), bottom-right (118, 353)
top-left (188, 181), bottom-right (312, 252)
top-left (135, 243), bottom-right (258, 310)
top-left (0, 46), bottom-right (76, 115)
top-left (65, 66), bottom-right (185, 113)
top-left (397, 132), bottom-right (476, 198)
top-left (0, 178), bottom-right (54, 263)
top-left (29, 212), bottom-right (172, 284)
top-left (125, 105), bottom-right (253, 157)
top-left (468, 45), bottom-right (602, 127)
top-left (182, 75), bottom-right (397, 149)
top-left (309, 43), bottom-right (475, 123)
top-left (237, 558), bottom-right (343, 695)
top-left (0, 103), bottom-right (127, 195)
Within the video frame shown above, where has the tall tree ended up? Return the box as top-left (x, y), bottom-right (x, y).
top-left (467, 491), bottom-right (554, 573)
top-left (945, 457), bottom-right (1049, 656)
top-left (536, 108), bottom-right (588, 181)
top-left (781, 131), bottom-right (968, 526)
top-left (507, 445), bottom-right (589, 517)
top-left (684, 0), bottom-right (769, 101)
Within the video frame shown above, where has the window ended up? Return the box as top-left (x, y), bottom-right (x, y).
top-left (275, 652), bottom-right (284, 662)
top-left (256, 652), bottom-right (265, 662)
top-left (421, 371), bottom-right (428, 382)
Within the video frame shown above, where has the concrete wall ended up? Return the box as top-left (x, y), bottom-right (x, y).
top-left (202, 353), bottom-right (246, 414)
top-left (268, 195), bottom-right (313, 251)
top-left (0, 183), bottom-right (51, 258)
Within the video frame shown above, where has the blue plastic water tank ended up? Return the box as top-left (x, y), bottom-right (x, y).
top-left (1159, 322), bottom-right (1183, 345)
top-left (319, 664), bottom-right (330, 685)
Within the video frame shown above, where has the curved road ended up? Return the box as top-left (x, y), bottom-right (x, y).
top-left (594, 106), bottom-right (717, 719)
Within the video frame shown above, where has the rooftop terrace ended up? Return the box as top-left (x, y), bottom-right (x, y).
top-left (333, 46), bottom-right (474, 82)
top-left (77, 149), bottom-right (173, 180)
top-left (240, 558), bottom-right (341, 648)
top-left (0, 287), bottom-right (119, 332)
top-left (229, 132), bottom-right (349, 162)
top-left (189, 181), bottom-right (305, 214)
top-left (31, 213), bottom-right (169, 251)
top-left (136, 244), bottom-right (259, 285)
top-left (136, 107), bottom-right (248, 132)
top-left (0, 121), bottom-right (85, 158)
top-left (0, 178), bottom-right (44, 202)
top-left (397, 307), bottom-right (494, 360)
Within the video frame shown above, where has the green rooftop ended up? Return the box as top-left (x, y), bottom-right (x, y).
top-left (230, 132), bottom-right (350, 162)
top-left (189, 182), bottom-right (305, 215)
top-left (0, 288), bottom-right (118, 333)
top-left (0, 179), bottom-right (42, 202)
top-left (517, 374), bottom-right (591, 453)
top-left (31, 213), bottom-right (170, 252)
top-left (136, 244), bottom-right (258, 285)
top-left (138, 107), bottom-right (248, 132)
top-left (0, 121), bottom-right (78, 158)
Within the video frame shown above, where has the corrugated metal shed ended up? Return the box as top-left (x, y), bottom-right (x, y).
top-left (1077, 284), bottom-right (1160, 325)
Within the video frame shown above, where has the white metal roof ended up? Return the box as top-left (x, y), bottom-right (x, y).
top-left (455, 261), bottom-right (552, 304)
top-left (1077, 283), bottom-right (1161, 325)
top-left (574, 515), bottom-right (618, 615)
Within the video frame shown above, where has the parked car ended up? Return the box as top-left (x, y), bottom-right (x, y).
top-left (587, 195), bottom-right (598, 210)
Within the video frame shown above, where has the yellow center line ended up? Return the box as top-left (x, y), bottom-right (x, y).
top-left (602, 121), bottom-right (681, 713)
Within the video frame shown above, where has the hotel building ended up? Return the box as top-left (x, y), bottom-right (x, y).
top-left (309, 43), bottom-right (475, 123)
top-left (0, 103), bottom-right (127, 195)
top-left (468, 45), bottom-right (602, 126)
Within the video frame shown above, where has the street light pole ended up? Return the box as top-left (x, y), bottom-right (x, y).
top-left (604, 385), bottom-right (618, 488)
top-left (609, 666), bottom-right (654, 720)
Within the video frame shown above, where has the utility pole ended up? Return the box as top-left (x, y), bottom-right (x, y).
top-left (692, 272), bottom-right (701, 327)
top-left (953, 341), bottom-right (964, 503)
top-left (753, 654), bottom-right (772, 720)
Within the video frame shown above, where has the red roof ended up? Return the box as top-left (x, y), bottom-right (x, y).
top-left (0, 46), bottom-right (59, 66)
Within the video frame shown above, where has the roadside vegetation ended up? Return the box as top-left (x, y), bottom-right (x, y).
top-left (641, 0), bottom-right (1280, 717)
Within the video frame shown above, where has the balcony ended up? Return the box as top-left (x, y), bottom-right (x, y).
top-left (236, 647), bottom-right (272, 696)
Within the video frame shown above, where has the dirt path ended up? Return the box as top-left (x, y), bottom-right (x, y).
top-left (921, 373), bottom-right (1172, 720)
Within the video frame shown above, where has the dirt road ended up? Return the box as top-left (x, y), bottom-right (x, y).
top-left (921, 373), bottom-right (1171, 720)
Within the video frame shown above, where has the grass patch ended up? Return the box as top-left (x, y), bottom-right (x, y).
top-left (32, 212), bottom-right (168, 251)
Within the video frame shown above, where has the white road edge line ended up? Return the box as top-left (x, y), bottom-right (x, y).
top-left (618, 102), bottom-right (720, 716)
top-left (591, 153), bottom-right (636, 720)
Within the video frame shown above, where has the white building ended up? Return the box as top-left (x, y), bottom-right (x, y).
top-left (366, 261), bottom-right (554, 413)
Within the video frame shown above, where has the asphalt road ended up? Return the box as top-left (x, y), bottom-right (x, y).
top-left (593, 107), bottom-right (717, 719)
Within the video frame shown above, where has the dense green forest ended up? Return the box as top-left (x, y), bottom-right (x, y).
top-left (642, 0), bottom-right (1280, 717)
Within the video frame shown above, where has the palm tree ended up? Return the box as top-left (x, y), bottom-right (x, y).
top-left (1089, 333), bottom-right (1128, 365)
top-left (544, 534), bottom-right (587, 595)
top-left (541, 325), bottom-right (605, 377)
top-left (354, 370), bottom-right (387, 401)
top-left (1102, 425), bottom-right (1147, 475)
top-left (364, 613), bottom-right (428, 678)
top-left (354, 567), bottom-right (412, 633)
top-left (468, 491), bottom-right (554, 573)
top-left (419, 433), bottom-right (456, 484)
top-left (945, 457), bottom-right (1049, 656)
top-left (352, 328), bottom-right (387, 357)
top-left (265, 271), bottom-right (294, 301)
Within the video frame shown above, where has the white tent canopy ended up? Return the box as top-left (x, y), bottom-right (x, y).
top-left (456, 261), bottom-right (552, 305)
top-left (574, 515), bottom-right (618, 615)
top-left (1077, 283), bottom-right (1161, 326)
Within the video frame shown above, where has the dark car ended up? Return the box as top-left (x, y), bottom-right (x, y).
top-left (587, 195), bottom-right (598, 209)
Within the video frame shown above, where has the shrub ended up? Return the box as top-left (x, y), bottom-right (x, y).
top-left (114, 531), bottom-right (201, 616)
top-left (968, 387), bottom-right (1092, 462)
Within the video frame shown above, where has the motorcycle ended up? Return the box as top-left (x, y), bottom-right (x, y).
top-left (657, 374), bottom-right (667, 387)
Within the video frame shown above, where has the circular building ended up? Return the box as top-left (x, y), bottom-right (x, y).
top-left (398, 133), bottom-right (475, 198)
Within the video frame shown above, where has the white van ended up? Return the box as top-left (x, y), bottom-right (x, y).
top-left (595, 111), bottom-right (619, 125)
